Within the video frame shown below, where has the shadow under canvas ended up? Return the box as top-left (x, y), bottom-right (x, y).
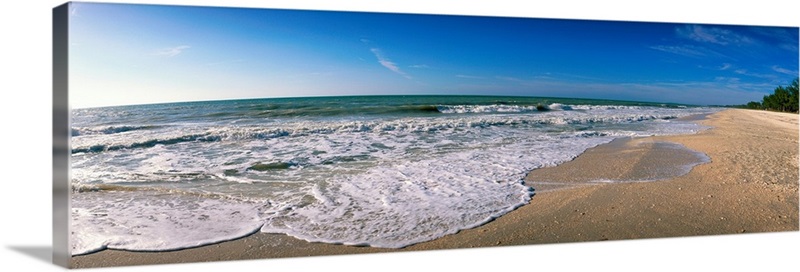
top-left (8, 246), bottom-right (53, 265)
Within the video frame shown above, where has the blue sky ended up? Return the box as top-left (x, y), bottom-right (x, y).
top-left (68, 2), bottom-right (799, 108)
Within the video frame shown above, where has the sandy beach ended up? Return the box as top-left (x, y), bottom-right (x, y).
top-left (70, 108), bottom-right (799, 268)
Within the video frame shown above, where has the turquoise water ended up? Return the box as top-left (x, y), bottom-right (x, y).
top-left (70, 95), bottom-right (717, 255)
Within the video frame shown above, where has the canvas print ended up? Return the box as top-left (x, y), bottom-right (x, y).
top-left (56, 1), bottom-right (799, 268)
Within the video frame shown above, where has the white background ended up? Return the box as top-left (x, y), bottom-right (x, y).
top-left (1, 0), bottom-right (798, 271)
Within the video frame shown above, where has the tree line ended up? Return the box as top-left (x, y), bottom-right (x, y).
top-left (741, 77), bottom-right (799, 113)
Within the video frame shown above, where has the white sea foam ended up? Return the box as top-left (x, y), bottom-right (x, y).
top-left (437, 104), bottom-right (540, 113)
top-left (258, 132), bottom-right (609, 248)
top-left (71, 190), bottom-right (264, 255)
top-left (71, 105), bottom-right (711, 153)
top-left (69, 103), bottom-right (719, 254)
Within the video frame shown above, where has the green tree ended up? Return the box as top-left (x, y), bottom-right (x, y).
top-left (744, 77), bottom-right (799, 113)
top-left (763, 93), bottom-right (777, 110)
top-left (773, 86), bottom-right (790, 111)
top-left (788, 78), bottom-right (799, 112)
top-left (746, 101), bottom-right (762, 109)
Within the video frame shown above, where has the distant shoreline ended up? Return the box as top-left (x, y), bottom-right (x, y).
top-left (70, 108), bottom-right (799, 268)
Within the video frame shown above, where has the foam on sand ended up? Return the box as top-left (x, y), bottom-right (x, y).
top-left (71, 190), bottom-right (264, 255)
top-left (526, 137), bottom-right (711, 192)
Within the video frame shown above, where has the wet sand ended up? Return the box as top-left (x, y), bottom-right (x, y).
top-left (70, 109), bottom-right (799, 268)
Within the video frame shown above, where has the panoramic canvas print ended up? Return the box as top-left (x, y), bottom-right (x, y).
top-left (57, 1), bottom-right (799, 268)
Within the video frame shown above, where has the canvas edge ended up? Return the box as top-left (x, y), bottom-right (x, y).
top-left (53, 1), bottom-right (71, 268)
top-left (46, 2), bottom-right (800, 269)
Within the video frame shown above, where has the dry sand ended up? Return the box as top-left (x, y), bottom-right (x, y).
top-left (70, 109), bottom-right (799, 268)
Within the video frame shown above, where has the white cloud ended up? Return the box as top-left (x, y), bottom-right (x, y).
top-left (369, 48), bottom-right (411, 79)
top-left (779, 43), bottom-right (799, 52)
top-left (750, 27), bottom-right (799, 51)
top-left (68, 2), bottom-right (85, 17)
top-left (772, 65), bottom-right (798, 75)
top-left (714, 76), bottom-right (741, 83)
top-left (649, 45), bottom-right (707, 58)
top-left (677, 25), bottom-right (754, 46)
top-left (410, 64), bottom-right (430, 69)
top-left (495, 76), bottom-right (522, 82)
top-left (156, 45), bottom-right (190, 57)
top-left (650, 44), bottom-right (732, 60)
top-left (733, 69), bottom-right (777, 79)
top-left (456, 74), bottom-right (484, 79)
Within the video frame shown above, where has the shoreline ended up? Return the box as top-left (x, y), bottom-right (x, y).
top-left (70, 109), bottom-right (799, 268)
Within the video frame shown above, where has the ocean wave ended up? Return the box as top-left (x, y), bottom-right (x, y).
top-left (201, 104), bottom-right (443, 118)
top-left (72, 125), bottom-right (160, 136)
top-left (72, 133), bottom-right (223, 154)
top-left (70, 111), bottom-right (694, 154)
top-left (436, 103), bottom-right (577, 113)
top-left (570, 105), bottom-right (647, 110)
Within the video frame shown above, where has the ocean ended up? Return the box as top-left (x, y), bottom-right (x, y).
top-left (69, 95), bottom-right (718, 255)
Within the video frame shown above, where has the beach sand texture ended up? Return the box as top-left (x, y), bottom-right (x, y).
top-left (70, 109), bottom-right (799, 268)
